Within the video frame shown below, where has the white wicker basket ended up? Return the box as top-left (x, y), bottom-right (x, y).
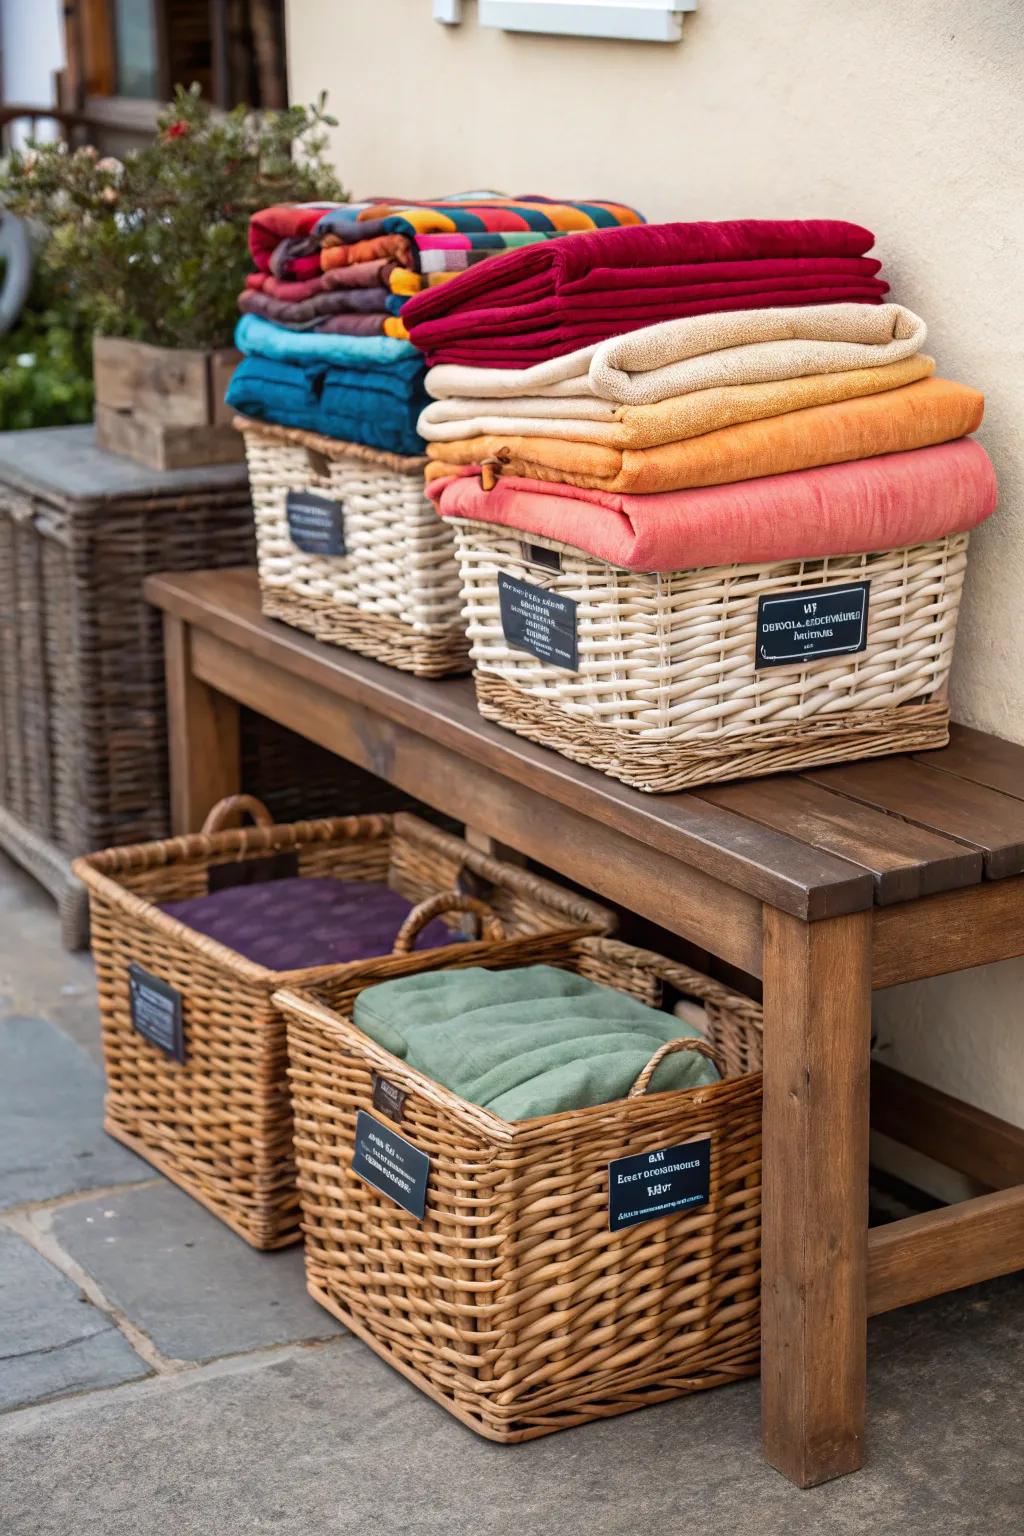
top-left (238, 417), bottom-right (470, 677)
top-left (447, 518), bottom-right (966, 792)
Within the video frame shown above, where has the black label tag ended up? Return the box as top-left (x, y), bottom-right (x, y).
top-left (521, 542), bottom-right (562, 572)
top-left (128, 964), bottom-right (185, 1063)
top-left (371, 1072), bottom-right (408, 1123)
top-left (286, 489), bottom-right (346, 556)
top-left (498, 571), bottom-right (578, 671)
top-left (352, 1110), bottom-right (429, 1219)
top-left (207, 850), bottom-right (299, 893)
top-left (608, 1135), bottom-right (710, 1232)
top-left (755, 581), bottom-right (869, 669)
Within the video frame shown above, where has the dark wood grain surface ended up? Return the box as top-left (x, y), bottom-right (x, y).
top-left (146, 567), bottom-right (1022, 915)
top-left (805, 756), bottom-right (1024, 877)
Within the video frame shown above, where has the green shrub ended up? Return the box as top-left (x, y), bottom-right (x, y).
top-left (0, 268), bottom-right (94, 430)
top-left (1, 85), bottom-right (343, 353)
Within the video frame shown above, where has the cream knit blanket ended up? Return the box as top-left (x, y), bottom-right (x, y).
top-left (422, 304), bottom-right (927, 417)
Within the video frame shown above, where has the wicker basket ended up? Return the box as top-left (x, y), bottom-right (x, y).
top-left (238, 416), bottom-right (470, 677)
top-left (73, 798), bottom-right (611, 1250)
top-left (447, 518), bottom-right (966, 793)
top-left (0, 424), bottom-right (403, 950)
top-left (279, 935), bottom-right (764, 1441)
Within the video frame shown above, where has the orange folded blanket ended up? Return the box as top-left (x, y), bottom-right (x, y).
top-left (424, 378), bottom-right (984, 494)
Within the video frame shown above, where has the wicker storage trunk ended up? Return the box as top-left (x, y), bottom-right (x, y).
top-left (448, 519), bottom-right (965, 793)
top-left (280, 935), bottom-right (764, 1440)
top-left (238, 416), bottom-right (470, 677)
top-left (74, 801), bottom-right (611, 1250)
top-left (0, 425), bottom-right (400, 948)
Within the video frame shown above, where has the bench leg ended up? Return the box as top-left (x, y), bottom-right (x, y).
top-left (760, 905), bottom-right (873, 1487)
top-left (163, 614), bottom-right (241, 835)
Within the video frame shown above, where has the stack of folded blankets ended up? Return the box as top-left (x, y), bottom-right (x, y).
top-left (413, 218), bottom-right (995, 574)
top-left (226, 196), bottom-right (644, 458)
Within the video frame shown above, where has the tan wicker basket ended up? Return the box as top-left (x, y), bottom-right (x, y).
top-left (238, 416), bottom-right (470, 677)
top-left (279, 936), bottom-right (764, 1441)
top-left (73, 797), bottom-right (611, 1250)
top-left (447, 518), bottom-right (965, 792)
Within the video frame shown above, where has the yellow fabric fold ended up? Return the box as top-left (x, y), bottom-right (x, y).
top-left (389, 269), bottom-right (425, 296)
top-left (384, 317), bottom-right (410, 340)
top-left (425, 377), bottom-right (984, 494)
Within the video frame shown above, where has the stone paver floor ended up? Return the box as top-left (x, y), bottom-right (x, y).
top-left (0, 849), bottom-right (1021, 1536)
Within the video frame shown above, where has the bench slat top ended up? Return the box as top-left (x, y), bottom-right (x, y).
top-left (146, 567), bottom-right (1024, 919)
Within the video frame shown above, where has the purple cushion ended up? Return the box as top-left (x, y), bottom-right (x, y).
top-left (158, 878), bottom-right (457, 971)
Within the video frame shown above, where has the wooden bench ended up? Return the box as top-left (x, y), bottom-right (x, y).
top-left (146, 565), bottom-right (1024, 1488)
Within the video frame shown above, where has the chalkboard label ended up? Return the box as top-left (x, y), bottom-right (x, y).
top-left (207, 850), bottom-right (299, 893)
top-left (755, 581), bottom-right (869, 669)
top-left (351, 1110), bottom-right (429, 1219)
top-left (128, 964), bottom-right (185, 1063)
top-left (286, 489), bottom-right (346, 556)
top-left (608, 1135), bottom-right (710, 1232)
top-left (498, 571), bottom-right (578, 671)
top-left (371, 1072), bottom-right (408, 1124)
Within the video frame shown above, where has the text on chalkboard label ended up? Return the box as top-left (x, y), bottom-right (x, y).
top-left (608, 1135), bottom-right (711, 1232)
top-left (286, 489), bottom-right (346, 556)
top-left (351, 1110), bottom-right (429, 1219)
top-left (498, 571), bottom-right (578, 671)
top-left (755, 582), bottom-right (869, 669)
top-left (128, 964), bottom-right (185, 1063)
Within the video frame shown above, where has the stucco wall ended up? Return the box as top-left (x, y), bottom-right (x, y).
top-left (288, 0), bottom-right (1024, 1131)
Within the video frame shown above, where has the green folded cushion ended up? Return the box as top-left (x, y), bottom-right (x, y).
top-left (353, 964), bottom-right (719, 1121)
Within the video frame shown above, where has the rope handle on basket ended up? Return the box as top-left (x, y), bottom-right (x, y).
top-left (200, 795), bottom-right (275, 835)
top-left (391, 892), bottom-right (505, 955)
top-left (627, 1037), bottom-right (725, 1099)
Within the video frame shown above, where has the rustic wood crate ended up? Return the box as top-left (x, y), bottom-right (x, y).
top-left (93, 336), bottom-right (244, 471)
top-left (0, 425), bottom-right (411, 946)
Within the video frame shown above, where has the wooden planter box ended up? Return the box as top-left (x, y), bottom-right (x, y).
top-left (93, 336), bottom-right (244, 471)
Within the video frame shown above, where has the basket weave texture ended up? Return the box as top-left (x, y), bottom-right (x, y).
top-left (280, 935), bottom-right (764, 1440)
top-left (0, 451), bottom-right (396, 864)
top-left (74, 803), bottom-right (610, 1250)
top-left (448, 520), bottom-right (965, 792)
top-left (239, 417), bottom-right (470, 677)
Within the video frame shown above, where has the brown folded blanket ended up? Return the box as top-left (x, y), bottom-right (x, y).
top-left (239, 288), bottom-right (389, 325)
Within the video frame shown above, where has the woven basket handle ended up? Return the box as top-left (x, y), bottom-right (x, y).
top-left (201, 795), bottom-right (274, 835)
top-left (627, 1037), bottom-right (724, 1099)
top-left (392, 892), bottom-right (505, 955)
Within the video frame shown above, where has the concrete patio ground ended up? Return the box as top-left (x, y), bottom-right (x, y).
top-left (0, 848), bottom-right (1021, 1536)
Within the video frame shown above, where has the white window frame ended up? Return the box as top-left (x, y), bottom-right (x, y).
top-left (434, 0), bottom-right (697, 43)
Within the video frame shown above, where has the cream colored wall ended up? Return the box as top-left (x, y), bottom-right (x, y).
top-left (288, 0), bottom-right (1024, 1134)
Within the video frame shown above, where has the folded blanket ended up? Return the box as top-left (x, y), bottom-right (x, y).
top-left (228, 316), bottom-right (427, 455)
top-left (425, 303), bottom-right (927, 405)
top-left (256, 197), bottom-right (642, 277)
top-left (424, 377), bottom-right (983, 494)
top-left (417, 231), bottom-right (577, 250)
top-left (311, 233), bottom-right (415, 276)
top-left (314, 197), bottom-right (644, 239)
top-left (353, 964), bottom-right (718, 1121)
top-left (429, 439), bottom-right (998, 572)
top-left (240, 288), bottom-right (390, 325)
top-left (234, 312), bottom-right (420, 369)
top-left (226, 356), bottom-right (427, 456)
top-left (246, 262), bottom-right (401, 300)
top-left (159, 879), bottom-right (453, 971)
top-left (403, 220), bottom-right (888, 367)
top-left (418, 355), bottom-right (935, 447)
top-left (248, 202), bottom-right (342, 268)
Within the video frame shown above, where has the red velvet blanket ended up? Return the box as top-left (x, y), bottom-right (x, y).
top-left (403, 220), bottom-right (888, 367)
